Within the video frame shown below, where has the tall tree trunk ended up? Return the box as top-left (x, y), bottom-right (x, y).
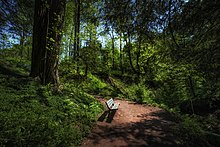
top-left (31, 0), bottom-right (66, 86)
top-left (69, 26), bottom-right (74, 57)
top-left (30, 0), bottom-right (49, 78)
top-left (76, 0), bottom-right (80, 73)
top-left (119, 33), bottom-right (123, 75)
top-left (73, 0), bottom-right (77, 61)
top-left (136, 37), bottom-right (141, 79)
top-left (111, 29), bottom-right (115, 70)
top-left (19, 30), bottom-right (25, 59)
top-left (45, 0), bottom-right (66, 85)
top-left (188, 76), bottom-right (195, 114)
top-left (127, 35), bottom-right (137, 73)
top-left (85, 63), bottom-right (88, 77)
top-left (168, 0), bottom-right (179, 48)
top-left (73, 0), bottom-right (80, 72)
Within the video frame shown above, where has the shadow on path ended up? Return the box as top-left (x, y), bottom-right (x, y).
top-left (98, 110), bottom-right (117, 123)
top-left (81, 101), bottom-right (181, 147)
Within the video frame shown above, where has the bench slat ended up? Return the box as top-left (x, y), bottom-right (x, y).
top-left (106, 98), bottom-right (119, 110)
top-left (107, 99), bottom-right (114, 106)
top-left (112, 103), bottom-right (119, 110)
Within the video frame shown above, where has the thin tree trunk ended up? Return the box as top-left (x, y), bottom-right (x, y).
top-left (188, 76), bottom-right (195, 114)
top-left (119, 33), bottom-right (123, 75)
top-left (19, 30), bottom-right (25, 59)
top-left (76, 0), bottom-right (80, 73)
top-left (168, 0), bottom-right (179, 48)
top-left (111, 29), bottom-right (115, 70)
top-left (127, 35), bottom-right (136, 73)
top-left (73, 0), bottom-right (77, 61)
top-left (69, 26), bottom-right (74, 57)
top-left (73, 0), bottom-right (80, 72)
top-left (85, 63), bottom-right (88, 77)
top-left (136, 37), bottom-right (141, 79)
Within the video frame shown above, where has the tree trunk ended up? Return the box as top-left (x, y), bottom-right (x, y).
top-left (188, 76), bottom-right (196, 114)
top-left (73, 0), bottom-right (77, 61)
top-left (73, 0), bottom-right (80, 72)
top-left (19, 30), bottom-right (25, 59)
top-left (69, 26), bottom-right (74, 57)
top-left (76, 0), bottom-right (80, 73)
top-left (136, 37), bottom-right (141, 79)
top-left (127, 36), bottom-right (137, 73)
top-left (30, 0), bottom-right (66, 86)
top-left (119, 33), bottom-right (123, 75)
top-left (168, 0), bottom-right (179, 48)
top-left (85, 63), bottom-right (88, 77)
top-left (111, 29), bottom-right (115, 70)
top-left (30, 0), bottom-right (49, 78)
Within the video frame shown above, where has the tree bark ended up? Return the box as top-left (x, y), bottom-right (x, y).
top-left (69, 26), bottom-right (74, 57)
top-left (19, 30), bottom-right (25, 58)
top-left (168, 0), bottom-right (179, 48)
top-left (136, 37), bottom-right (141, 79)
top-left (30, 0), bottom-right (66, 86)
top-left (76, 0), bottom-right (80, 73)
top-left (73, 0), bottom-right (80, 66)
top-left (119, 33), bottom-right (123, 75)
top-left (30, 0), bottom-right (49, 78)
top-left (188, 76), bottom-right (195, 114)
top-left (111, 29), bottom-right (115, 70)
top-left (73, 0), bottom-right (77, 61)
top-left (127, 35), bottom-right (137, 73)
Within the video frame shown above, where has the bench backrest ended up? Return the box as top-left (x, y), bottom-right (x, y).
top-left (106, 98), bottom-right (114, 109)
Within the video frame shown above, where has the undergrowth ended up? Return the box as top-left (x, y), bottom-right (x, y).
top-left (0, 73), bottom-right (103, 146)
top-left (173, 114), bottom-right (220, 147)
top-left (109, 76), bottom-right (220, 147)
top-left (1, 57), bottom-right (219, 147)
top-left (82, 74), bottom-right (114, 97)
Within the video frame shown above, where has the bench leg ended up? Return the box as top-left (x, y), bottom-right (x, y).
top-left (107, 110), bottom-right (111, 119)
top-left (106, 109), bottom-right (117, 123)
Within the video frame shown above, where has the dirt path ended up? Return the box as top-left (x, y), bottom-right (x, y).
top-left (80, 98), bottom-right (181, 147)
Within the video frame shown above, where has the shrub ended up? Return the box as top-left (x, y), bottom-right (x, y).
top-left (125, 83), bottom-right (155, 104)
top-left (82, 74), bottom-right (113, 96)
top-left (175, 115), bottom-right (211, 147)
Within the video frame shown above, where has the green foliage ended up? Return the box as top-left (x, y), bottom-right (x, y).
top-left (109, 77), bottom-right (156, 105)
top-left (0, 73), bottom-right (103, 146)
top-left (59, 59), bottom-right (78, 80)
top-left (59, 61), bottom-right (115, 96)
top-left (82, 74), bottom-right (113, 96)
top-left (0, 55), bottom-right (31, 76)
top-left (79, 41), bottom-right (102, 74)
top-left (86, 74), bottom-right (107, 91)
top-left (152, 64), bottom-right (190, 108)
top-left (125, 83), bottom-right (155, 104)
top-left (0, 94), bottom-right (81, 146)
top-left (175, 115), bottom-right (211, 147)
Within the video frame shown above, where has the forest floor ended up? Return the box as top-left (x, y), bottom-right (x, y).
top-left (80, 98), bottom-right (182, 147)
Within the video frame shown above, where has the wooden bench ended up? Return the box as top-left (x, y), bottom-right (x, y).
top-left (105, 98), bottom-right (120, 111)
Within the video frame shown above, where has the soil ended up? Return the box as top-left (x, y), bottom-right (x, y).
top-left (80, 98), bottom-right (182, 147)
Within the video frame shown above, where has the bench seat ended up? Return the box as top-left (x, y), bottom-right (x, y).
top-left (106, 98), bottom-right (119, 110)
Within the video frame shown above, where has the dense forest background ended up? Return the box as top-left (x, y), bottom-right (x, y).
top-left (0, 0), bottom-right (220, 146)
